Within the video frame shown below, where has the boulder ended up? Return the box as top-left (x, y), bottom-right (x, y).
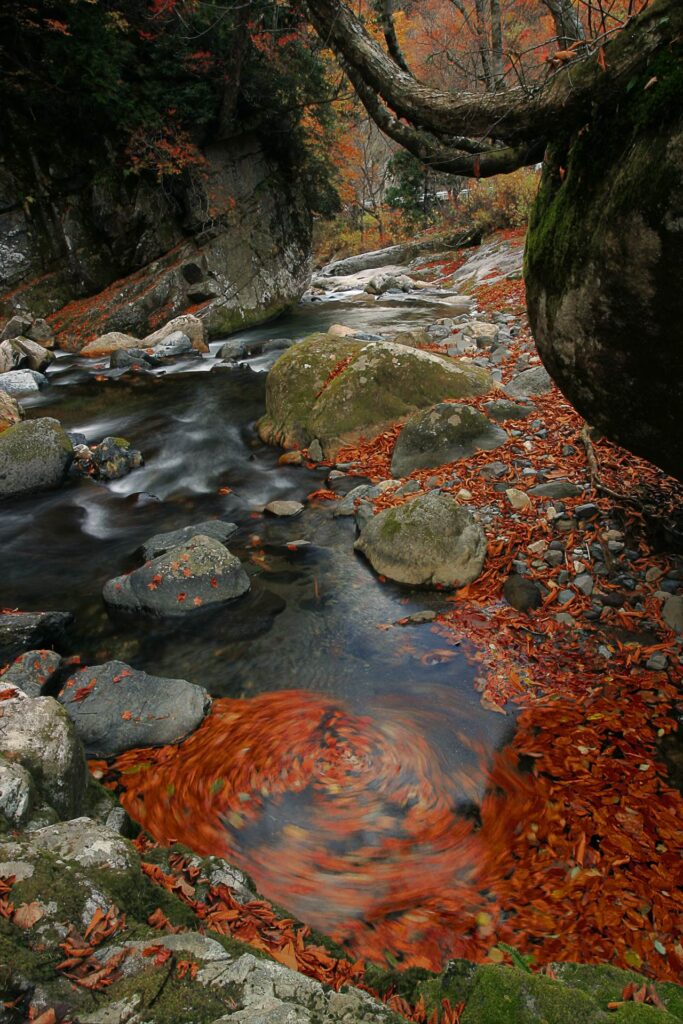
top-left (12, 336), bottom-right (53, 371)
top-left (217, 338), bottom-right (249, 361)
top-left (59, 660), bottom-right (210, 756)
top-left (0, 314), bottom-right (33, 341)
top-left (149, 330), bottom-right (193, 359)
top-left (80, 331), bottom-right (141, 358)
top-left (0, 649), bottom-right (62, 697)
top-left (143, 314), bottom-right (208, 353)
top-left (28, 816), bottom-right (138, 872)
top-left (258, 332), bottom-right (490, 456)
top-left (525, 50), bottom-right (683, 479)
top-left (0, 417), bottom-right (73, 498)
top-left (103, 534), bottom-right (250, 616)
top-left (483, 399), bottom-right (533, 422)
top-left (0, 368), bottom-right (48, 394)
top-left (354, 491), bottom-right (487, 588)
top-left (0, 610), bottom-right (73, 663)
top-left (109, 347), bottom-right (155, 369)
top-left (0, 391), bottom-right (22, 433)
top-left (0, 339), bottom-right (14, 373)
top-left (505, 366), bottom-right (553, 398)
top-left (391, 328), bottom-right (431, 348)
top-left (462, 320), bottom-right (499, 347)
top-left (0, 757), bottom-right (35, 827)
top-left (0, 691), bottom-right (87, 819)
top-left (365, 272), bottom-right (414, 294)
top-left (390, 403), bottom-right (508, 477)
top-left (140, 520), bottom-right (238, 560)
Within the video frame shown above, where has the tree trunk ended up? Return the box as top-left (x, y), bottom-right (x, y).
top-left (541, 0), bottom-right (585, 48)
top-left (489, 0), bottom-right (506, 91)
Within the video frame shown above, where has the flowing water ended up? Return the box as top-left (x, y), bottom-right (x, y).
top-left (2, 286), bottom-right (514, 951)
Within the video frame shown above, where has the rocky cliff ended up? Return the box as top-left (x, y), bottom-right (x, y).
top-left (0, 135), bottom-right (312, 347)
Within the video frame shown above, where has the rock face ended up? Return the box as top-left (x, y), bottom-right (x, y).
top-left (0, 690), bottom-right (87, 819)
top-left (59, 660), bottom-right (210, 756)
top-left (390, 402), bottom-right (507, 477)
top-left (525, 34), bottom-right (683, 479)
top-left (0, 137), bottom-right (311, 347)
top-left (258, 333), bottom-right (491, 456)
top-left (0, 417), bottom-right (73, 499)
top-left (354, 492), bottom-right (487, 588)
top-left (103, 534), bottom-right (250, 616)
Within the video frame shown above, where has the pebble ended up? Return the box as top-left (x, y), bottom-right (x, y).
top-left (505, 487), bottom-right (531, 511)
top-left (646, 653), bottom-right (668, 671)
top-left (528, 540), bottom-right (547, 555)
top-left (264, 500), bottom-right (304, 517)
top-left (558, 589), bottom-right (574, 605)
top-left (455, 488), bottom-right (473, 501)
top-left (555, 612), bottom-right (576, 626)
top-left (574, 573), bottom-right (594, 596)
top-left (544, 550), bottom-right (563, 567)
top-left (574, 503), bottom-right (600, 520)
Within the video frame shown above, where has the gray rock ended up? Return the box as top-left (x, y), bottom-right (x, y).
top-left (30, 817), bottom-right (137, 872)
top-left (217, 338), bottom-right (249, 361)
top-left (462, 320), bottom-right (499, 347)
top-left (0, 756), bottom-right (35, 827)
top-left (143, 314), bottom-right (208, 354)
top-left (0, 610), bottom-right (72, 663)
top-left (71, 436), bottom-right (143, 481)
top-left (59, 660), bottom-right (210, 756)
top-left (355, 491), bottom-right (486, 589)
top-left (662, 594), bottom-right (683, 634)
top-left (27, 318), bottom-right (55, 347)
top-left (0, 649), bottom-right (62, 697)
top-left (0, 314), bottom-right (33, 341)
top-left (109, 347), bottom-right (155, 369)
top-left (558, 589), bottom-right (575, 605)
top-left (265, 500), bottom-right (304, 517)
top-left (80, 331), bottom-right (143, 358)
top-left (12, 336), bottom-right (54, 371)
top-left (0, 368), bottom-right (48, 394)
top-left (0, 417), bottom-right (73, 498)
top-left (0, 691), bottom-right (87, 819)
top-left (390, 403), bottom-right (507, 477)
top-left (151, 330), bottom-right (193, 358)
top-left (529, 481), bottom-right (583, 499)
top-left (308, 439), bottom-right (323, 462)
top-left (140, 520), bottom-right (238, 560)
top-left (103, 534), bottom-right (250, 616)
top-left (506, 365), bottom-right (552, 398)
top-left (503, 575), bottom-right (542, 611)
top-left (646, 652), bottom-right (668, 671)
top-left (574, 573), bottom-right (594, 596)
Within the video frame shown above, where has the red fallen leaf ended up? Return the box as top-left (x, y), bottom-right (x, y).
top-left (148, 907), bottom-right (182, 932)
top-left (121, 710), bottom-right (133, 721)
top-left (12, 901), bottom-right (44, 929)
top-left (176, 958), bottom-right (198, 979)
top-left (72, 679), bottom-right (97, 703)
top-left (177, 592), bottom-right (187, 603)
top-left (218, 487), bottom-right (232, 495)
top-left (143, 943), bottom-right (173, 965)
top-left (193, 597), bottom-right (203, 607)
top-left (30, 1011), bottom-right (57, 1024)
top-left (0, 687), bottom-right (18, 701)
top-left (306, 488), bottom-right (337, 502)
top-left (210, 578), bottom-right (218, 588)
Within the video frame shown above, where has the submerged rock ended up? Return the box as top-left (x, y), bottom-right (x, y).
top-left (354, 491), bottom-right (487, 589)
top-left (0, 417), bottom-right (73, 499)
top-left (0, 690), bottom-right (87, 819)
top-left (59, 660), bottom-right (210, 756)
top-left (103, 534), bottom-right (250, 616)
top-left (140, 520), bottom-right (238, 560)
top-left (390, 402), bottom-right (507, 477)
top-left (258, 332), bottom-right (490, 456)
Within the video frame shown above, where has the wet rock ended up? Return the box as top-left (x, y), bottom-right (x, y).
top-left (258, 332), bottom-right (490, 457)
top-left (71, 436), bottom-right (143, 481)
top-left (217, 338), bottom-right (249, 361)
top-left (390, 402), bottom-right (507, 477)
top-left (0, 368), bottom-right (48, 394)
top-left (365, 272), bottom-right (414, 294)
top-left (333, 483), bottom-right (372, 517)
top-left (103, 534), bottom-right (250, 616)
top-left (0, 390), bottom-right (22, 432)
top-left (265, 500), bottom-right (304, 517)
top-left (0, 610), bottom-right (73, 663)
top-left (529, 481), bottom-right (583, 498)
top-left (140, 520), bottom-right (238, 560)
top-left (0, 417), bottom-right (73, 498)
top-left (503, 574), bottom-right (542, 611)
top-left (109, 347), bottom-right (155, 369)
top-left (11, 336), bottom-right (54, 372)
top-left (0, 690), bottom-right (87, 819)
top-left (151, 330), bottom-right (194, 359)
top-left (0, 649), bottom-right (62, 697)
top-left (59, 660), bottom-right (210, 756)
top-left (506, 365), bottom-right (553, 398)
top-left (143, 313), bottom-right (208, 354)
top-left (505, 487), bottom-right (531, 511)
top-left (354, 491), bottom-right (486, 589)
top-left (0, 757), bottom-right (35, 827)
top-left (80, 331), bottom-right (141, 358)
top-left (662, 595), bottom-right (683, 634)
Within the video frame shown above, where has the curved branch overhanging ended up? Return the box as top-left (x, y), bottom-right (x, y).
top-left (304, 0), bottom-right (676, 148)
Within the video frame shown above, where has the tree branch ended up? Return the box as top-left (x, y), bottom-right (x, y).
top-left (378, 0), bottom-right (411, 74)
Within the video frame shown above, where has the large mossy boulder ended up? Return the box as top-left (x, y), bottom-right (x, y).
top-left (525, 29), bottom-right (683, 479)
top-left (0, 417), bottom-right (73, 498)
top-left (257, 332), bottom-right (491, 455)
top-left (354, 491), bottom-right (487, 588)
